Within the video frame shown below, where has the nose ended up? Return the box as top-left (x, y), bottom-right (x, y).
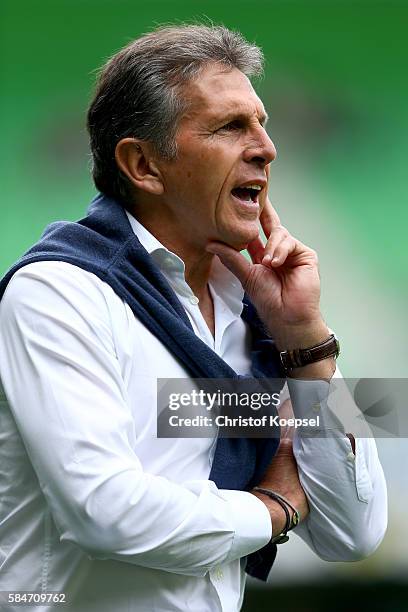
top-left (243, 126), bottom-right (277, 166)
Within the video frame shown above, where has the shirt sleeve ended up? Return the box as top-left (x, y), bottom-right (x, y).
top-left (286, 372), bottom-right (388, 561)
top-left (0, 262), bottom-right (271, 577)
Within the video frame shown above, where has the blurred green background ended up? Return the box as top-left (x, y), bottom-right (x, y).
top-left (1, 0), bottom-right (407, 609)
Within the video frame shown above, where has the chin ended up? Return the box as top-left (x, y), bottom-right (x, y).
top-left (225, 223), bottom-right (259, 250)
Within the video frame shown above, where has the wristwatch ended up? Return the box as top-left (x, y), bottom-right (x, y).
top-left (279, 333), bottom-right (340, 373)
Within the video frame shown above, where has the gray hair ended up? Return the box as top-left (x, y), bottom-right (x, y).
top-left (87, 23), bottom-right (264, 203)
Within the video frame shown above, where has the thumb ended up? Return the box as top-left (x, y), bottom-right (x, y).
top-left (206, 241), bottom-right (252, 287)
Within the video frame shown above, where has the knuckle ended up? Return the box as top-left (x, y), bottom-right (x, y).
top-left (278, 226), bottom-right (289, 238)
top-left (276, 238), bottom-right (290, 254)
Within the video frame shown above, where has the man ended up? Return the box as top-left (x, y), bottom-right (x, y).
top-left (0, 24), bottom-right (387, 611)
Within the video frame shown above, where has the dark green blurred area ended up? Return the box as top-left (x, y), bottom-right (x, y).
top-left (1, 0), bottom-right (407, 290)
top-left (242, 580), bottom-right (408, 612)
top-left (1, 1), bottom-right (407, 609)
top-left (3, 0), bottom-right (408, 377)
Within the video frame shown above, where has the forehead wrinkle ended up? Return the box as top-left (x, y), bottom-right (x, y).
top-left (187, 83), bottom-right (266, 117)
top-left (182, 65), bottom-right (267, 123)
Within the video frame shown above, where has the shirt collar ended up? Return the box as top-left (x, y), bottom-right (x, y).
top-left (125, 210), bottom-right (244, 316)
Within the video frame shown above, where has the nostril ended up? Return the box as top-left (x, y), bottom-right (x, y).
top-left (252, 156), bottom-right (267, 164)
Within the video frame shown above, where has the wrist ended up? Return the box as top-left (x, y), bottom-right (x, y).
top-left (251, 491), bottom-right (289, 538)
top-left (273, 318), bottom-right (330, 352)
top-left (274, 320), bottom-right (337, 381)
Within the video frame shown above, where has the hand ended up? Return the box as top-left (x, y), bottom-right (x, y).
top-left (206, 197), bottom-right (324, 348)
top-left (251, 439), bottom-right (309, 537)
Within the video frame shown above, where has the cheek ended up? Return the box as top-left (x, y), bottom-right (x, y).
top-left (170, 142), bottom-right (234, 207)
top-left (174, 153), bottom-right (211, 191)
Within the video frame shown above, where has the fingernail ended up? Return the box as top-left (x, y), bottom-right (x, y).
top-left (262, 254), bottom-right (271, 264)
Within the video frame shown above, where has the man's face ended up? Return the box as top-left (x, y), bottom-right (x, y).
top-left (158, 63), bottom-right (277, 251)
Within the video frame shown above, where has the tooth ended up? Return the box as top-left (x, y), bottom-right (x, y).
top-left (243, 184), bottom-right (262, 190)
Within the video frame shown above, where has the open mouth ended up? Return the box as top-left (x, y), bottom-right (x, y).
top-left (231, 184), bottom-right (262, 204)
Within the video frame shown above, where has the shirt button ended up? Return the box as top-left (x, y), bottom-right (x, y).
top-left (189, 296), bottom-right (199, 305)
top-left (347, 451), bottom-right (355, 462)
top-left (215, 568), bottom-right (223, 580)
top-left (312, 403), bottom-right (320, 413)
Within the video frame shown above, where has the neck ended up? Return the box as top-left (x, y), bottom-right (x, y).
top-left (128, 201), bottom-right (214, 302)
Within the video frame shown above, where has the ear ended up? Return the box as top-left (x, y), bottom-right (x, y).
top-left (115, 138), bottom-right (164, 196)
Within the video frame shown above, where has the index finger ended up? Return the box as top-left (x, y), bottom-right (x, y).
top-left (260, 196), bottom-right (281, 239)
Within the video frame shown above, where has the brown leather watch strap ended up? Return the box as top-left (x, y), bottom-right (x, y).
top-left (280, 334), bottom-right (340, 372)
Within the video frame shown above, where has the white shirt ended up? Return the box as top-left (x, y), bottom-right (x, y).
top-left (0, 212), bottom-right (387, 611)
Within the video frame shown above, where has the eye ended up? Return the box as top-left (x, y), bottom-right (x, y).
top-left (217, 120), bottom-right (243, 132)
